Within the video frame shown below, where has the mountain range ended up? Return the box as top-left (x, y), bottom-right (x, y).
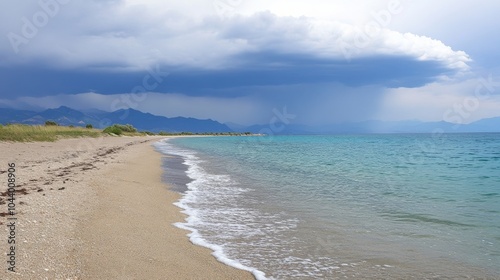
top-left (0, 106), bottom-right (232, 133)
top-left (228, 118), bottom-right (500, 134)
top-left (0, 106), bottom-right (499, 134)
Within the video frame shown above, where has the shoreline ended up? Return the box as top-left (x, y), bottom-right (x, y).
top-left (0, 136), bottom-right (254, 279)
top-left (155, 138), bottom-right (267, 279)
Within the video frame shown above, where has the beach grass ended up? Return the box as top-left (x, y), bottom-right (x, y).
top-left (0, 124), bottom-right (103, 142)
top-left (0, 123), bottom-right (252, 142)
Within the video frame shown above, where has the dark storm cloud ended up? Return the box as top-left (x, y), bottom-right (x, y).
top-left (0, 52), bottom-right (450, 98)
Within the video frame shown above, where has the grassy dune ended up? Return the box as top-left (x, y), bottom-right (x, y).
top-left (0, 124), bottom-right (103, 142)
top-left (0, 123), bottom-right (252, 142)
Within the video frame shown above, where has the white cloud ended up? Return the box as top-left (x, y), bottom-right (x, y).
top-left (389, 1), bottom-right (500, 50)
top-left (0, 0), bottom-right (471, 74)
top-left (376, 75), bottom-right (500, 123)
top-left (219, 13), bottom-right (470, 71)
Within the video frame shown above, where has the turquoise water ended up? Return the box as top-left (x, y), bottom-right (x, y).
top-left (155, 134), bottom-right (500, 279)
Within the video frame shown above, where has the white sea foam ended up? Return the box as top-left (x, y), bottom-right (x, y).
top-left (155, 139), bottom-right (268, 280)
top-left (154, 139), bottom-right (376, 279)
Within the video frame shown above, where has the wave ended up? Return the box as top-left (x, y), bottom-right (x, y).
top-left (154, 139), bottom-right (268, 280)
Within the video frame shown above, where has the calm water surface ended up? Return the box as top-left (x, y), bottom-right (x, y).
top-left (155, 134), bottom-right (500, 279)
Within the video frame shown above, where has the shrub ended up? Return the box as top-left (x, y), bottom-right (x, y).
top-left (140, 131), bottom-right (155, 135)
top-left (103, 125), bottom-right (123, 135)
top-left (158, 131), bottom-right (173, 136)
top-left (117, 124), bottom-right (137, 133)
top-left (45, 120), bottom-right (58, 126)
top-left (102, 124), bottom-right (138, 135)
top-left (86, 124), bottom-right (93, 129)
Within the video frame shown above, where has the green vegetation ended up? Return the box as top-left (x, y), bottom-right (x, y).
top-left (140, 131), bottom-right (156, 136)
top-left (102, 124), bottom-right (140, 136)
top-left (0, 124), bottom-right (101, 142)
top-left (158, 131), bottom-right (253, 136)
top-left (103, 125), bottom-right (123, 135)
top-left (117, 124), bottom-right (137, 133)
top-left (0, 122), bottom-right (258, 142)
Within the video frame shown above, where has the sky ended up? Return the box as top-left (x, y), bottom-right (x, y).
top-left (1, 0), bottom-right (499, 126)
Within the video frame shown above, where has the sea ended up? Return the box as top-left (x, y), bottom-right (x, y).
top-left (154, 134), bottom-right (500, 279)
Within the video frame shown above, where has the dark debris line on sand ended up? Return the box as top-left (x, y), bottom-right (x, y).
top-left (0, 139), bottom-right (154, 222)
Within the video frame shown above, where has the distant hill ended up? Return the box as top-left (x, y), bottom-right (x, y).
top-left (1, 106), bottom-right (498, 134)
top-left (227, 118), bottom-right (500, 134)
top-left (457, 116), bottom-right (500, 133)
top-left (0, 108), bottom-right (38, 124)
top-left (100, 108), bottom-right (231, 133)
top-left (0, 106), bottom-right (232, 133)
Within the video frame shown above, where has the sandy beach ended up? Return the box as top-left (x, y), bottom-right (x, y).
top-left (0, 136), bottom-right (253, 279)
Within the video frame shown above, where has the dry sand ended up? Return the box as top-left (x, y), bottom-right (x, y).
top-left (0, 136), bottom-right (254, 279)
